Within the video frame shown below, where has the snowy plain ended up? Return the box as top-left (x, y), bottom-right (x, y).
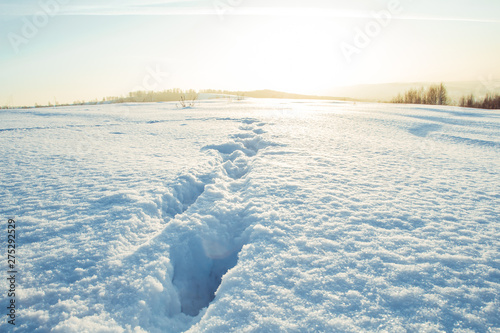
top-left (0, 99), bottom-right (499, 332)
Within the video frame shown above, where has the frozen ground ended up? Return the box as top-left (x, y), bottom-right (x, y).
top-left (0, 99), bottom-right (499, 332)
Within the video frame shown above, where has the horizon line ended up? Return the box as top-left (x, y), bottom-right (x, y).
top-left (3, 82), bottom-right (500, 109)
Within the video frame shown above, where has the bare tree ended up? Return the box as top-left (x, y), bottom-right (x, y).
top-left (437, 83), bottom-right (448, 105)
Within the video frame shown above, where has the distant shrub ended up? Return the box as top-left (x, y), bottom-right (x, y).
top-left (178, 94), bottom-right (198, 108)
top-left (459, 94), bottom-right (476, 108)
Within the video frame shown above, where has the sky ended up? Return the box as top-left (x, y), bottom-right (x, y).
top-left (0, 0), bottom-right (500, 106)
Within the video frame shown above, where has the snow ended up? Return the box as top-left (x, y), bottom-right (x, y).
top-left (0, 99), bottom-right (499, 332)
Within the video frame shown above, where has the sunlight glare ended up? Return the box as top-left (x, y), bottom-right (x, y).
top-left (224, 16), bottom-right (348, 93)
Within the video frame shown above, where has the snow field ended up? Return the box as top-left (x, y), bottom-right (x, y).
top-left (0, 100), bottom-right (499, 332)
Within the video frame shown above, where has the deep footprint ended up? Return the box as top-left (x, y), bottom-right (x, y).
top-left (161, 175), bottom-right (208, 218)
top-left (171, 237), bottom-right (242, 316)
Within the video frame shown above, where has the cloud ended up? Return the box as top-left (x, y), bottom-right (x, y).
top-left (0, 0), bottom-right (201, 16)
top-left (1, 1), bottom-right (498, 23)
top-left (397, 15), bottom-right (500, 23)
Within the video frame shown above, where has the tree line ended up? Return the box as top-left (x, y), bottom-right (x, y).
top-left (91, 89), bottom-right (199, 104)
top-left (458, 93), bottom-right (500, 109)
top-left (391, 84), bottom-right (449, 105)
top-left (391, 83), bottom-right (500, 109)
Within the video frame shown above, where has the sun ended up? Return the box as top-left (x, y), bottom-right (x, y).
top-left (220, 16), bottom-right (350, 93)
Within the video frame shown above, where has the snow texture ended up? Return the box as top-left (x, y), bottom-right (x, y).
top-left (0, 99), bottom-right (499, 332)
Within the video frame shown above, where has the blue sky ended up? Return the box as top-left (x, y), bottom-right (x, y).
top-left (1, 0), bottom-right (499, 106)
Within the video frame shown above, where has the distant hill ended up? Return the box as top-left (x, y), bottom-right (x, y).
top-left (202, 89), bottom-right (357, 102)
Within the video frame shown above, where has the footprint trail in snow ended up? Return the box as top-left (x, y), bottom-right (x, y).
top-left (51, 118), bottom-right (275, 331)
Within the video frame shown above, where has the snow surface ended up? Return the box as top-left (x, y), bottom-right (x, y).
top-left (1, 99), bottom-right (499, 332)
